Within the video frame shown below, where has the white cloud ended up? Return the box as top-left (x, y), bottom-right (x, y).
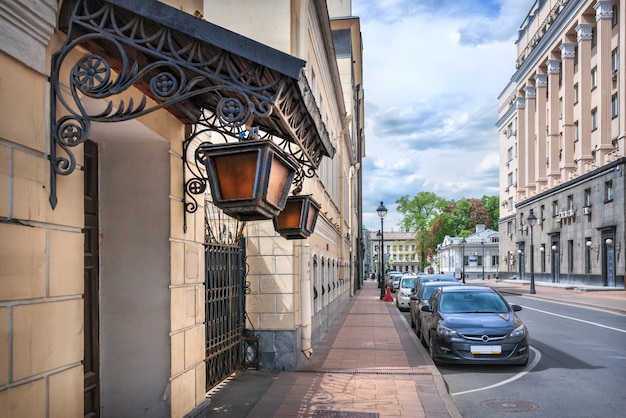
top-left (355, 0), bottom-right (535, 230)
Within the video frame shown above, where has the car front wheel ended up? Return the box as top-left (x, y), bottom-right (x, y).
top-left (428, 334), bottom-right (439, 365)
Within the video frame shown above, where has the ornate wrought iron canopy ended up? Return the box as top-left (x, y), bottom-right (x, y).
top-left (49, 0), bottom-right (335, 208)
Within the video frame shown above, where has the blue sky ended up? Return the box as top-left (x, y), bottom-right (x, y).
top-left (353, 0), bottom-right (536, 231)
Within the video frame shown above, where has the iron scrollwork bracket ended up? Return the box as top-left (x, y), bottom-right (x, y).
top-left (48, 0), bottom-right (281, 209)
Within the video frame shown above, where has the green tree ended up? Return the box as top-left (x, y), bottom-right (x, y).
top-left (480, 195), bottom-right (500, 230)
top-left (396, 193), bottom-right (500, 271)
top-left (396, 192), bottom-right (450, 271)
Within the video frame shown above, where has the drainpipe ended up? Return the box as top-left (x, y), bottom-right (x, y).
top-left (338, 115), bottom-right (352, 295)
top-left (349, 163), bottom-right (360, 293)
top-left (299, 241), bottom-right (313, 358)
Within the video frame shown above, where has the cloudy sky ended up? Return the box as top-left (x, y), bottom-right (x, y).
top-left (352, 0), bottom-right (536, 231)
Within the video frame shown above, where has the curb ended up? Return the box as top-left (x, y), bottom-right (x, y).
top-left (392, 296), bottom-right (463, 418)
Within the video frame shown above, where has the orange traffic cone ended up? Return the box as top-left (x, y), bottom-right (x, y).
top-left (383, 286), bottom-right (394, 302)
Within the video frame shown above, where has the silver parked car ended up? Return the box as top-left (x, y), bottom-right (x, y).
top-left (395, 275), bottom-right (418, 311)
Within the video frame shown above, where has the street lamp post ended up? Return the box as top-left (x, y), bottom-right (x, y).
top-left (377, 201), bottom-right (388, 299)
top-left (527, 209), bottom-right (537, 294)
top-left (461, 238), bottom-right (466, 283)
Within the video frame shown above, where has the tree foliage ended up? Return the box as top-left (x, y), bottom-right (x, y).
top-left (394, 193), bottom-right (499, 271)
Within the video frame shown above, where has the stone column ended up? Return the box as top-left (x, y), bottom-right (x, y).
top-left (516, 96), bottom-right (526, 201)
top-left (576, 22), bottom-right (593, 168)
top-left (547, 58), bottom-right (561, 185)
top-left (535, 73), bottom-right (548, 190)
top-left (560, 42), bottom-right (576, 178)
top-left (525, 85), bottom-right (537, 195)
top-left (595, 0), bottom-right (615, 154)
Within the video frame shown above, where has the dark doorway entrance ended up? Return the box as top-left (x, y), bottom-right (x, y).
top-left (84, 140), bottom-right (100, 417)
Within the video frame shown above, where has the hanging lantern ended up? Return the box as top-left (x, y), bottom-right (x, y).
top-left (273, 194), bottom-right (321, 239)
top-left (201, 139), bottom-right (297, 221)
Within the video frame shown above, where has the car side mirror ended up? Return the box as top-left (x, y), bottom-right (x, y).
top-left (420, 305), bottom-right (432, 312)
top-left (511, 304), bottom-right (522, 312)
top-left (410, 295), bottom-right (419, 301)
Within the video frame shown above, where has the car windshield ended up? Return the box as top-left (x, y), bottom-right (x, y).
top-left (421, 286), bottom-right (438, 300)
top-left (439, 291), bottom-right (509, 313)
top-left (400, 278), bottom-right (416, 288)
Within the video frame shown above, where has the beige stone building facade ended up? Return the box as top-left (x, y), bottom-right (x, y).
top-left (366, 231), bottom-right (419, 275)
top-left (0, 1), bottom-right (363, 417)
top-left (498, 0), bottom-right (624, 287)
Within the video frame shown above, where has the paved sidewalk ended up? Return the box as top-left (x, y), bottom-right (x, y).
top-left (198, 278), bottom-right (625, 417)
top-left (201, 280), bottom-right (461, 417)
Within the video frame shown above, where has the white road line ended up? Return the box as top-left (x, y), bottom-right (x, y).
top-left (523, 306), bottom-right (626, 333)
top-left (451, 346), bottom-right (541, 396)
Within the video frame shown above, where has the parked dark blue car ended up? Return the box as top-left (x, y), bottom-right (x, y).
top-left (419, 286), bottom-right (529, 366)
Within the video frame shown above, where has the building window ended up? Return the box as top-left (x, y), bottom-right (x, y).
top-left (507, 122), bottom-right (514, 137)
top-left (591, 26), bottom-right (597, 47)
top-left (507, 147), bottom-right (513, 161)
top-left (568, 240), bottom-right (574, 272)
top-left (612, 94), bottom-right (618, 118)
top-left (584, 188), bottom-right (592, 207)
top-left (613, 49), bottom-right (619, 72)
top-left (613, 5), bottom-right (618, 27)
top-left (508, 172), bottom-right (513, 186)
top-left (567, 195), bottom-right (574, 210)
top-left (591, 108), bottom-right (598, 130)
top-left (591, 67), bottom-right (597, 89)
top-left (552, 200), bottom-right (559, 217)
top-left (605, 180), bottom-right (613, 202)
top-left (574, 83), bottom-right (579, 103)
top-left (574, 121), bottom-right (579, 141)
top-left (508, 197), bottom-right (513, 208)
top-left (585, 237), bottom-right (592, 274)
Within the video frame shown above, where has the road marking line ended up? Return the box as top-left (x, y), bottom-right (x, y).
top-left (523, 306), bottom-right (626, 333)
top-left (451, 347), bottom-right (541, 396)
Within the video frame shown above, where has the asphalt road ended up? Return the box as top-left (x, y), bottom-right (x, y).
top-left (409, 295), bottom-right (626, 417)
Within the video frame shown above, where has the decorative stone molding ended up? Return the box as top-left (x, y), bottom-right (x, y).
top-left (560, 43), bottom-right (575, 59)
top-left (594, 1), bottom-right (613, 21)
top-left (0, 0), bottom-right (57, 73)
top-left (525, 86), bottom-right (536, 99)
top-left (535, 74), bottom-right (548, 88)
top-left (576, 23), bottom-right (593, 42)
top-left (516, 97), bottom-right (526, 109)
top-left (547, 59), bottom-right (561, 74)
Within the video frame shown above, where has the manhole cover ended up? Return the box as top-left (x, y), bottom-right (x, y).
top-left (480, 399), bottom-right (539, 412)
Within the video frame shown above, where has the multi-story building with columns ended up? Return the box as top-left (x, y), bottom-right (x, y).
top-left (498, 0), bottom-right (624, 287)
